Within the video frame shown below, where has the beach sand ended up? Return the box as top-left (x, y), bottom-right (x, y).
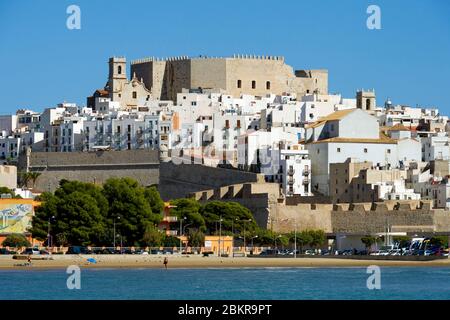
top-left (1, 254), bottom-right (450, 270)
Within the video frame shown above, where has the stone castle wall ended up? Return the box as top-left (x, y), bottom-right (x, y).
top-left (158, 162), bottom-right (264, 201)
top-left (131, 55), bottom-right (328, 102)
top-left (21, 149), bottom-right (160, 192)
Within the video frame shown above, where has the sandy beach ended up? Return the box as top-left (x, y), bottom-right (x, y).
top-left (1, 254), bottom-right (450, 270)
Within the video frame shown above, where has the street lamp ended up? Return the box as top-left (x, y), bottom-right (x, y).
top-left (231, 218), bottom-right (238, 258)
top-left (251, 235), bottom-right (258, 254)
top-left (218, 216), bottom-right (223, 257)
top-left (274, 235), bottom-right (282, 251)
top-left (179, 216), bottom-right (187, 252)
top-left (47, 216), bottom-right (55, 249)
top-left (243, 218), bottom-right (252, 256)
top-left (117, 234), bottom-right (123, 254)
top-left (113, 216), bottom-right (121, 249)
top-left (182, 222), bottom-right (193, 253)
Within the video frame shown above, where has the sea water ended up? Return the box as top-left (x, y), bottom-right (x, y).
top-left (1, 267), bottom-right (450, 300)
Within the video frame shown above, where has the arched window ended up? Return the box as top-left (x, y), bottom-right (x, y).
top-left (237, 80), bottom-right (242, 88)
top-left (366, 98), bottom-right (371, 110)
top-left (252, 80), bottom-right (256, 89)
top-left (266, 81), bottom-right (271, 90)
top-left (118, 65), bottom-right (122, 74)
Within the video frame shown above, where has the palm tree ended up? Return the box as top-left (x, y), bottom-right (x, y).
top-left (28, 172), bottom-right (42, 189)
top-left (19, 172), bottom-right (31, 189)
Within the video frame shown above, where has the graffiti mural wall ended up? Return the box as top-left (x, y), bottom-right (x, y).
top-left (0, 200), bottom-right (40, 234)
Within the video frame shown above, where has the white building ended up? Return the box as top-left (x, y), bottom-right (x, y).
top-left (305, 109), bottom-right (399, 195)
top-left (421, 132), bottom-right (450, 161)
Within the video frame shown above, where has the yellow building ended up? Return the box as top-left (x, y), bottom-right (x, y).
top-left (178, 235), bottom-right (234, 256)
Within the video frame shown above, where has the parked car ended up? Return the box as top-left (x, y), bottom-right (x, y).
top-left (259, 249), bottom-right (280, 256)
top-left (67, 246), bottom-right (91, 254)
top-left (21, 248), bottom-right (40, 255)
top-left (304, 250), bottom-right (315, 255)
top-left (0, 248), bottom-right (14, 255)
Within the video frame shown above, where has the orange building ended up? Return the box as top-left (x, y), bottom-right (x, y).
top-left (159, 202), bottom-right (179, 236)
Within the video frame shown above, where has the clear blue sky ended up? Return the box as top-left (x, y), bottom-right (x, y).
top-left (0, 0), bottom-right (449, 114)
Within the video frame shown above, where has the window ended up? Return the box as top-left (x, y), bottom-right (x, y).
top-left (118, 65), bottom-right (122, 74)
top-left (191, 101), bottom-right (197, 106)
top-left (387, 149), bottom-right (391, 154)
top-left (306, 89), bottom-right (310, 94)
top-left (128, 125), bottom-right (131, 132)
top-left (252, 80), bottom-right (256, 89)
top-left (237, 80), bottom-right (242, 88)
top-left (237, 120), bottom-right (241, 128)
top-left (317, 149), bottom-right (320, 154)
top-left (225, 120), bottom-right (230, 128)
top-left (337, 147), bottom-right (341, 153)
top-left (266, 81), bottom-right (271, 90)
top-left (364, 148), bottom-right (368, 153)
top-left (132, 91), bottom-right (137, 99)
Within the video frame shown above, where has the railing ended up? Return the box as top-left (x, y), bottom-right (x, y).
top-left (303, 178), bottom-right (310, 184)
top-left (303, 169), bottom-right (309, 176)
top-left (287, 169), bottom-right (295, 175)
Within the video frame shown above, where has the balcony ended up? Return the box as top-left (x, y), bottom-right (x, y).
top-left (303, 169), bottom-right (309, 176)
top-left (303, 178), bottom-right (310, 184)
top-left (165, 230), bottom-right (178, 236)
top-left (287, 178), bottom-right (294, 185)
top-left (162, 216), bottom-right (178, 223)
top-left (287, 169), bottom-right (295, 175)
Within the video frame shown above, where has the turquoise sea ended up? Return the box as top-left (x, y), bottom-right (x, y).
top-left (1, 267), bottom-right (450, 300)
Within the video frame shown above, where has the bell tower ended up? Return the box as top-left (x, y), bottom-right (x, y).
top-left (107, 57), bottom-right (127, 100)
top-left (356, 89), bottom-right (376, 111)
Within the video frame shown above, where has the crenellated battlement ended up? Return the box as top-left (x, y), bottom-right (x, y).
top-left (130, 54), bottom-right (285, 65)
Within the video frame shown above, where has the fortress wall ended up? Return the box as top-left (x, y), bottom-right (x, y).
top-left (24, 150), bottom-right (160, 192)
top-left (158, 162), bottom-right (262, 200)
top-left (132, 56), bottom-right (328, 101)
top-left (191, 58), bottom-right (227, 94)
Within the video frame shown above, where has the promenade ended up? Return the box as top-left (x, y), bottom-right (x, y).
top-left (1, 254), bottom-right (449, 270)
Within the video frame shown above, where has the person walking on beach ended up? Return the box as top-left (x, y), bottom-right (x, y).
top-left (27, 254), bottom-right (32, 266)
top-left (163, 257), bottom-right (168, 269)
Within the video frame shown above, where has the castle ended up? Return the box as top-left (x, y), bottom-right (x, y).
top-left (129, 54), bottom-right (328, 102)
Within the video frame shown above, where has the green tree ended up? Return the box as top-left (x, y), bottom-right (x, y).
top-left (361, 236), bottom-right (377, 253)
top-left (28, 172), bottom-right (42, 189)
top-left (170, 198), bottom-right (205, 232)
top-left (200, 201), bottom-right (257, 236)
top-left (0, 187), bottom-right (14, 197)
top-left (103, 178), bottom-right (160, 246)
top-left (141, 224), bottom-right (164, 247)
top-left (163, 235), bottom-right (180, 247)
top-left (144, 186), bottom-right (164, 215)
top-left (30, 183), bottom-right (108, 246)
top-left (2, 233), bottom-right (31, 248)
top-left (18, 172), bottom-right (31, 188)
top-left (187, 229), bottom-right (205, 247)
top-left (308, 230), bottom-right (326, 249)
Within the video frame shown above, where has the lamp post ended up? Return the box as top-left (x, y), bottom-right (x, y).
top-left (47, 216), bottom-right (55, 249)
top-left (251, 235), bottom-right (258, 254)
top-left (294, 217), bottom-right (297, 258)
top-left (218, 216), bottom-right (223, 257)
top-left (113, 216), bottom-right (120, 249)
top-left (179, 216), bottom-right (187, 253)
top-left (117, 234), bottom-right (123, 254)
top-left (274, 235), bottom-right (282, 251)
top-left (182, 222), bottom-right (193, 253)
top-left (243, 218), bottom-right (252, 256)
top-left (231, 218), bottom-right (238, 258)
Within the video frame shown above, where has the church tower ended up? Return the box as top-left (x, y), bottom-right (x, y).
top-left (356, 89), bottom-right (376, 111)
top-left (107, 57), bottom-right (127, 100)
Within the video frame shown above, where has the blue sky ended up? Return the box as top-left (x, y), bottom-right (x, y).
top-left (0, 0), bottom-right (449, 114)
